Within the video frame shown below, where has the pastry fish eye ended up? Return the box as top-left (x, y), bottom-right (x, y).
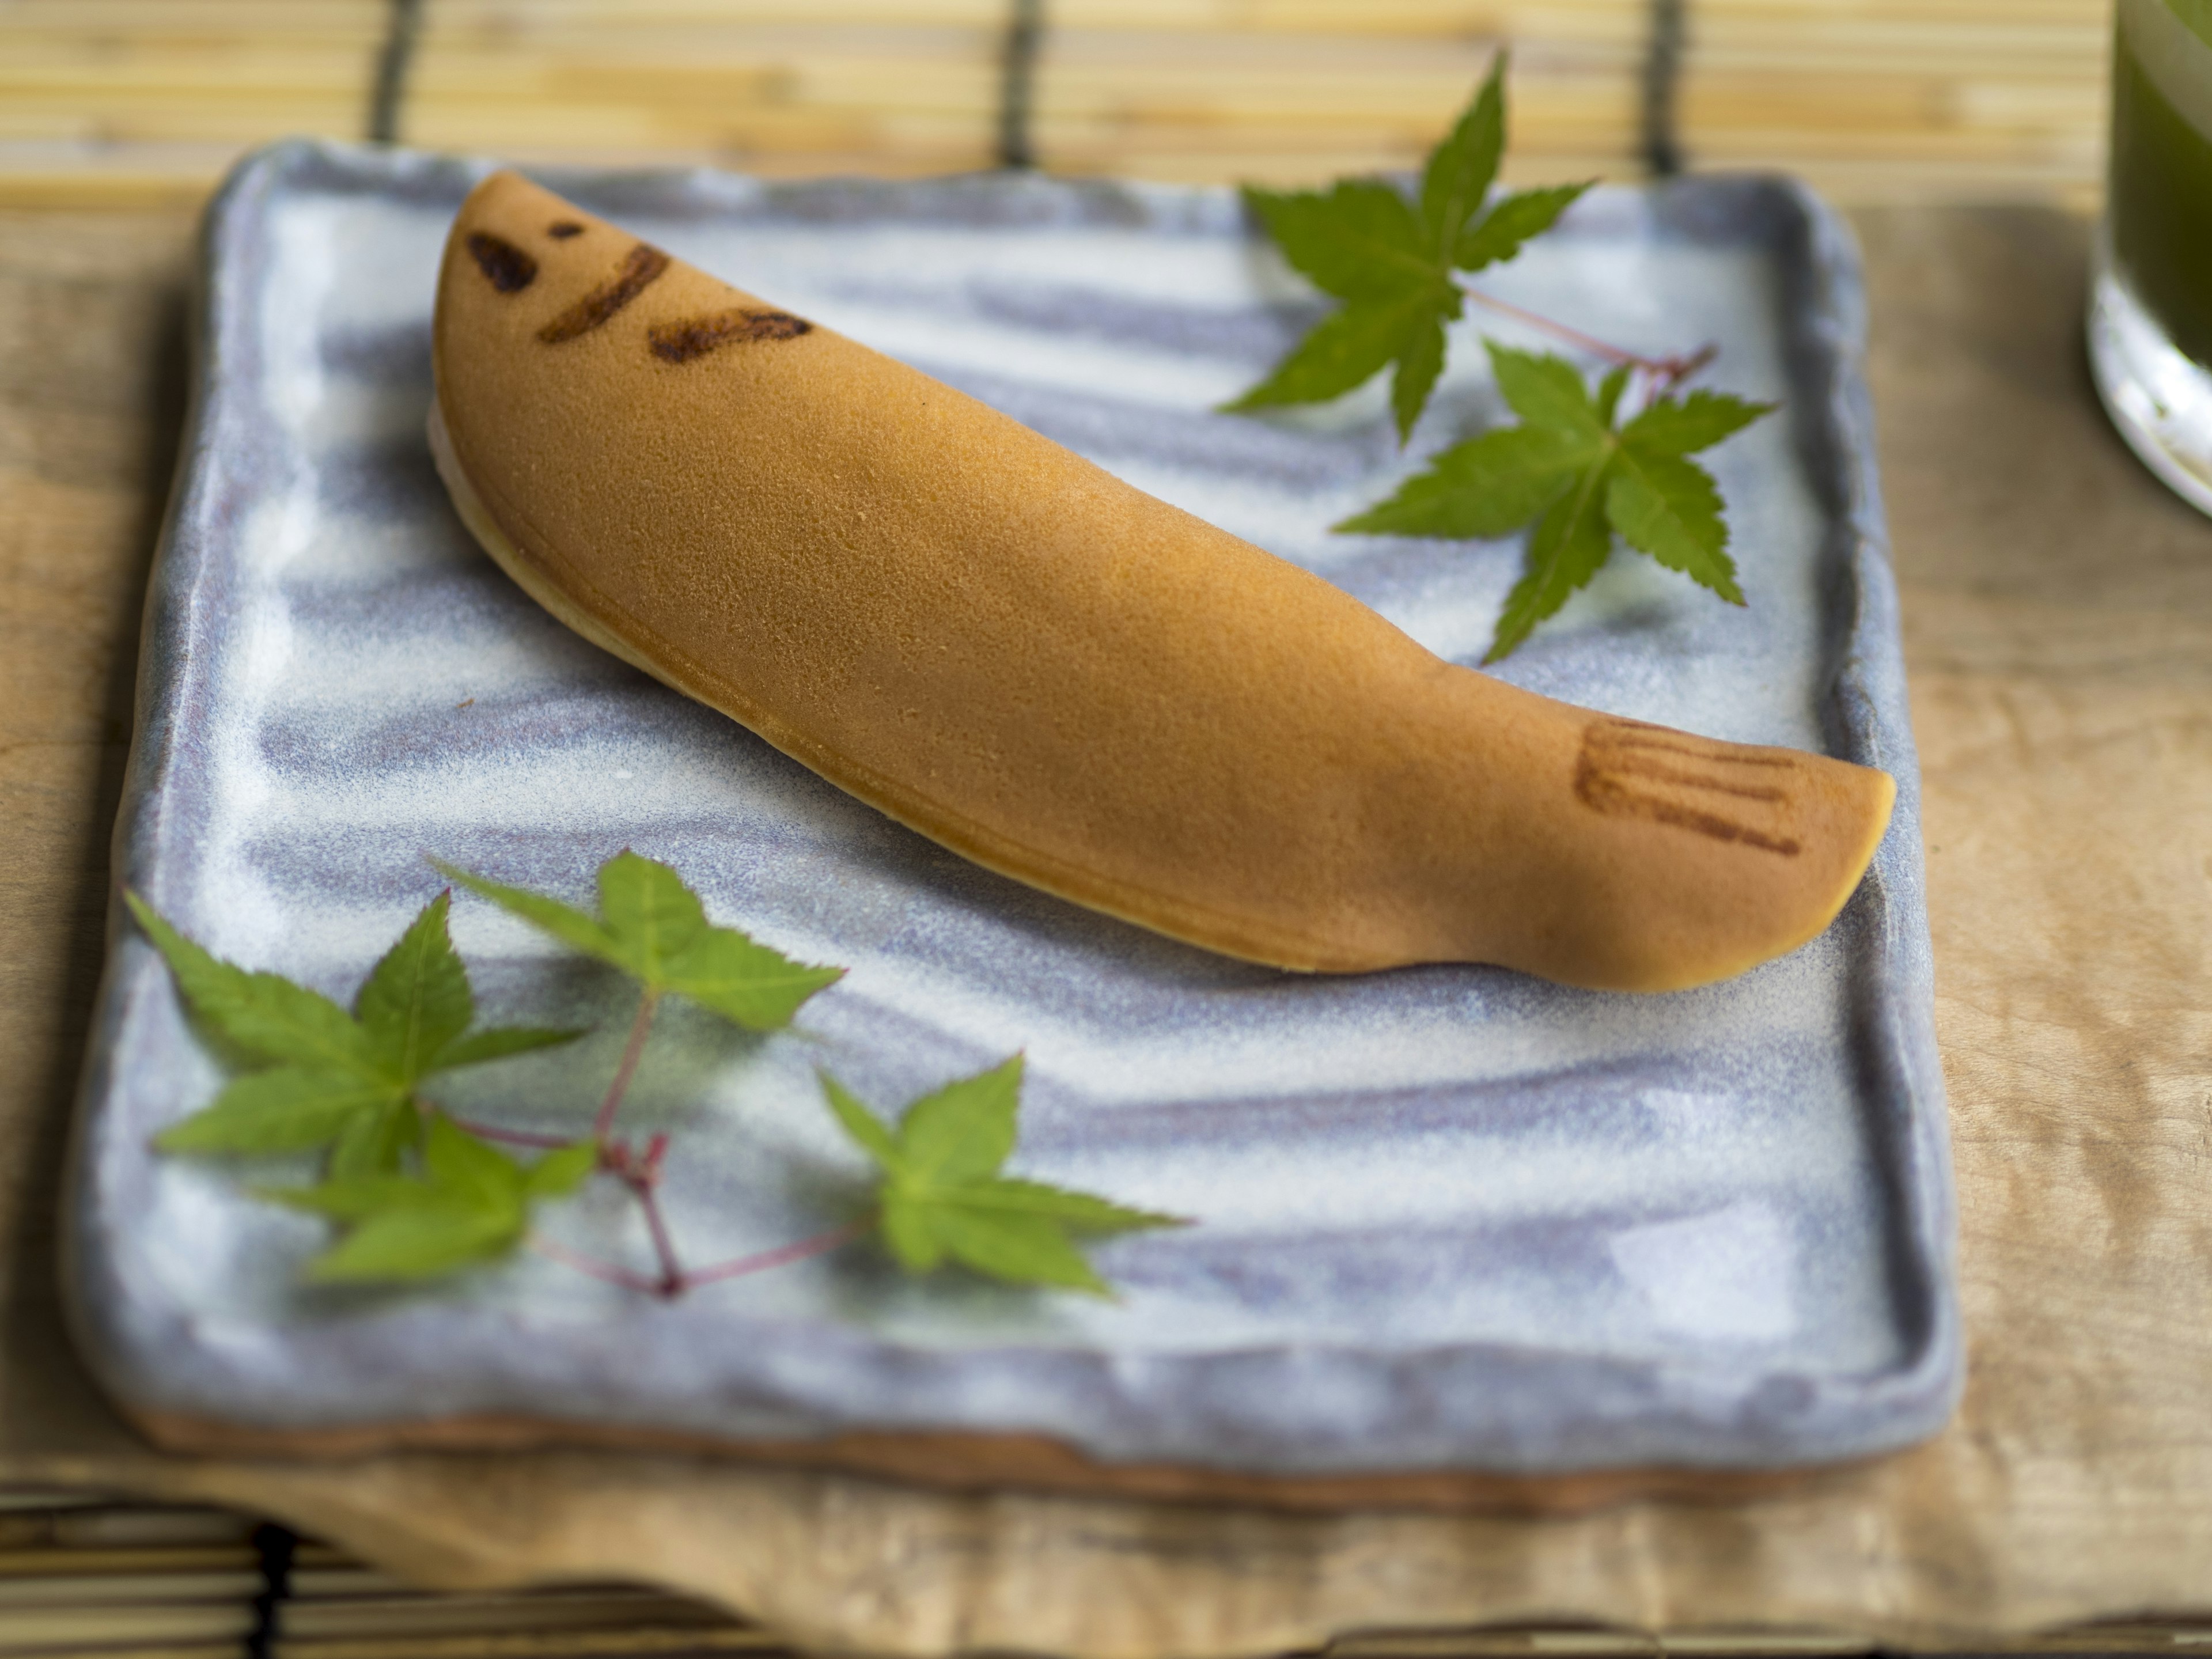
top-left (467, 232), bottom-right (537, 293)
top-left (547, 220), bottom-right (585, 239)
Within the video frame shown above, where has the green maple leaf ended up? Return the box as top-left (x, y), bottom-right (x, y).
top-left (1336, 342), bottom-right (1774, 662)
top-left (821, 1056), bottom-right (1185, 1296)
top-left (263, 1113), bottom-right (596, 1283)
top-left (435, 851), bottom-right (843, 1031)
top-left (1225, 54), bottom-right (1592, 444)
top-left (132, 891), bottom-right (581, 1172)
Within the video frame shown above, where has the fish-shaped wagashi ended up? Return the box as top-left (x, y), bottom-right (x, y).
top-left (430, 171), bottom-right (1893, 992)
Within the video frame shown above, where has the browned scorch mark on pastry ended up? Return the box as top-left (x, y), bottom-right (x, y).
top-left (648, 308), bottom-right (815, 363)
top-left (537, 243), bottom-right (671, 343)
top-left (547, 220), bottom-right (584, 239)
top-left (1574, 717), bottom-right (1803, 855)
top-left (467, 232), bottom-right (537, 293)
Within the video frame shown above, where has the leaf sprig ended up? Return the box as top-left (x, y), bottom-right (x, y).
top-left (131, 889), bottom-right (576, 1180)
top-left (1226, 53), bottom-right (1777, 662)
top-left (433, 851), bottom-right (843, 1032)
top-left (266, 1116), bottom-right (596, 1283)
top-left (1340, 344), bottom-right (1772, 661)
top-left (1226, 54), bottom-right (1588, 444)
top-left (824, 1059), bottom-right (1180, 1296)
top-left (133, 853), bottom-right (1182, 1297)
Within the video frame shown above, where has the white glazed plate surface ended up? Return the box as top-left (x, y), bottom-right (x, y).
top-left (67, 141), bottom-right (1956, 1476)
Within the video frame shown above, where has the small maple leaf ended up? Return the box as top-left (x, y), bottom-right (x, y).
top-left (821, 1056), bottom-right (1185, 1296)
top-left (132, 891), bottom-right (581, 1175)
top-left (435, 850), bottom-right (843, 1031)
top-left (1224, 54), bottom-right (1591, 443)
top-left (1337, 341), bottom-right (1774, 662)
top-left (263, 1113), bottom-right (595, 1283)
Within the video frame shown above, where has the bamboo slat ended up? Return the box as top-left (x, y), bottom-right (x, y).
top-left (275, 1589), bottom-right (738, 1642)
top-left (0, 0), bottom-right (1010, 199)
top-left (0, 1605), bottom-right (257, 1652)
top-left (1032, 7), bottom-right (1642, 185)
top-left (0, 1569), bottom-right (264, 1605)
top-left (0, 0), bottom-right (384, 203)
top-left (272, 1542), bottom-right (774, 1658)
top-left (0, 1494), bottom-right (781, 1659)
top-left (6, 1491), bottom-right (2212, 1659)
top-left (0, 1543), bottom-right (260, 1577)
top-left (272, 1635), bottom-right (781, 1659)
top-left (0, 0), bottom-right (2121, 206)
top-left (1037, 0), bottom-right (2110, 198)
top-left (0, 1497), bottom-right (262, 1657)
top-left (404, 4), bottom-right (1005, 175)
top-left (1026, 0), bottom-right (2110, 202)
top-left (1676, 0), bottom-right (2109, 205)
top-left (0, 1503), bottom-right (253, 1549)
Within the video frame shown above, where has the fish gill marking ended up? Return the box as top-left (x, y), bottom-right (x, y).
top-left (647, 308), bottom-right (815, 363)
top-left (1574, 718), bottom-right (1803, 855)
top-left (1597, 753), bottom-right (1787, 804)
top-left (467, 232), bottom-right (537, 293)
top-left (1597, 728), bottom-right (1797, 767)
top-left (536, 242), bottom-right (671, 343)
top-left (547, 220), bottom-right (584, 239)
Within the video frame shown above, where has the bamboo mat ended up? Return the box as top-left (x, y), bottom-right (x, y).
top-left (1678, 1), bottom-right (2108, 207)
top-left (1, 1491), bottom-right (2210, 1659)
top-left (0, 1490), bottom-right (789, 1659)
top-left (0, 1491), bottom-right (259, 1658)
top-left (0, 0), bottom-right (2111, 208)
top-left (13, 171), bottom-right (2212, 1658)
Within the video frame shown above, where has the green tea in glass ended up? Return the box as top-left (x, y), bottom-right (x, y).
top-left (2094, 0), bottom-right (2212, 512)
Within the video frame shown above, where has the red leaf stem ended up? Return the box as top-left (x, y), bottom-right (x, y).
top-left (1650, 340), bottom-right (1718, 396)
top-left (684, 1215), bottom-right (874, 1286)
top-left (1459, 282), bottom-right (1716, 388)
top-left (631, 1173), bottom-right (685, 1297)
top-left (528, 1233), bottom-right (666, 1294)
top-left (593, 988), bottom-right (660, 1142)
top-left (527, 984), bottom-right (863, 1300)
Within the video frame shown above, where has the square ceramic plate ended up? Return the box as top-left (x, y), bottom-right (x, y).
top-left (66, 139), bottom-right (1956, 1488)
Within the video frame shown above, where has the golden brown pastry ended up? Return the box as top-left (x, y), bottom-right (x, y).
top-left (429, 170), bottom-right (1895, 993)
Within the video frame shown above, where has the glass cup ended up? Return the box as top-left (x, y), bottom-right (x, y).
top-left (2091, 0), bottom-right (2212, 513)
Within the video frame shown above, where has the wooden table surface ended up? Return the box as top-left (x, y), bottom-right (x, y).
top-left (4, 197), bottom-right (2212, 1656)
